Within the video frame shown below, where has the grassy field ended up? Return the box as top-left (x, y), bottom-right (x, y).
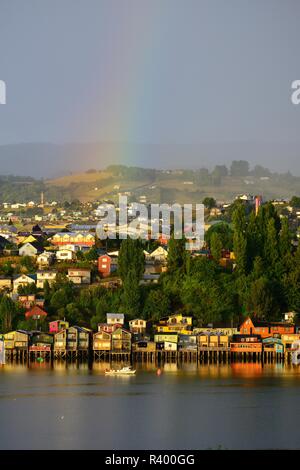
top-left (45, 170), bottom-right (300, 204)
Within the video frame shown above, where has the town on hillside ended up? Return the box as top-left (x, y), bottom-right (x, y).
top-left (1, 190), bottom-right (300, 364)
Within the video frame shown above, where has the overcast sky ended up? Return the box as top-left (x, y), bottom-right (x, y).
top-left (0, 0), bottom-right (300, 173)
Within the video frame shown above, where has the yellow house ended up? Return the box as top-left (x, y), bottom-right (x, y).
top-left (281, 333), bottom-right (300, 351)
top-left (154, 334), bottom-right (178, 344)
top-left (197, 332), bottom-right (230, 349)
top-left (4, 330), bottom-right (30, 350)
top-left (155, 314), bottom-right (192, 334)
top-left (93, 331), bottom-right (111, 351)
top-left (0, 277), bottom-right (12, 291)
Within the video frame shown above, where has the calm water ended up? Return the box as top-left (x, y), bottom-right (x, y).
top-left (1, 361), bottom-right (300, 449)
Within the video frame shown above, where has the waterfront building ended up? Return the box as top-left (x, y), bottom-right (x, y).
top-left (239, 317), bottom-right (294, 338)
top-left (262, 337), bottom-right (284, 353)
top-left (29, 332), bottom-right (53, 353)
top-left (230, 334), bottom-right (263, 353)
top-left (111, 328), bottom-right (131, 352)
top-left (54, 326), bottom-right (91, 353)
top-left (129, 319), bottom-right (147, 335)
top-left (155, 313), bottom-right (192, 334)
top-left (132, 340), bottom-right (156, 353)
top-left (93, 331), bottom-right (112, 352)
top-left (154, 333), bottom-right (178, 344)
top-left (281, 333), bottom-right (300, 351)
top-left (178, 334), bottom-right (197, 351)
top-left (3, 330), bottom-right (31, 351)
top-left (197, 332), bottom-right (230, 349)
top-left (49, 320), bottom-right (69, 334)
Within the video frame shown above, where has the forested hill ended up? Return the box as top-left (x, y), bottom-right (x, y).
top-left (1, 161), bottom-right (300, 203)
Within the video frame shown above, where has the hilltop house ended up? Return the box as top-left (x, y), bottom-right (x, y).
top-left (13, 274), bottom-right (36, 293)
top-left (0, 276), bottom-right (12, 291)
top-left (37, 251), bottom-right (55, 267)
top-left (19, 241), bottom-right (43, 257)
top-left (25, 305), bottom-right (47, 321)
top-left (67, 268), bottom-right (91, 285)
top-left (98, 255), bottom-right (112, 277)
top-left (0, 235), bottom-right (12, 254)
top-left (51, 232), bottom-right (95, 248)
top-left (148, 246), bottom-right (168, 263)
top-left (18, 294), bottom-right (44, 309)
top-left (56, 248), bottom-right (76, 262)
top-left (36, 271), bottom-right (57, 289)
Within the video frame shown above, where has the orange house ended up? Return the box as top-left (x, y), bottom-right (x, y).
top-left (230, 334), bottom-right (263, 353)
top-left (239, 317), bottom-right (294, 338)
top-left (98, 255), bottom-right (112, 277)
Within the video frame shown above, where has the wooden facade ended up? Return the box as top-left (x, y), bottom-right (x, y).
top-left (230, 334), bottom-right (263, 353)
top-left (93, 331), bottom-right (112, 352)
top-left (281, 334), bottom-right (300, 351)
top-left (239, 317), bottom-right (294, 338)
top-left (111, 328), bottom-right (131, 352)
top-left (4, 330), bottom-right (30, 351)
top-left (132, 340), bottom-right (156, 353)
top-left (54, 326), bottom-right (90, 357)
top-left (29, 332), bottom-right (53, 357)
top-left (129, 318), bottom-right (147, 335)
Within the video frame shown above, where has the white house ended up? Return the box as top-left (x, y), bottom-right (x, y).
top-left (13, 274), bottom-right (36, 292)
top-left (36, 271), bottom-right (57, 289)
top-left (56, 249), bottom-right (76, 262)
top-left (19, 242), bottom-right (42, 257)
top-left (149, 246), bottom-right (168, 263)
top-left (37, 251), bottom-right (55, 267)
top-left (107, 313), bottom-right (125, 326)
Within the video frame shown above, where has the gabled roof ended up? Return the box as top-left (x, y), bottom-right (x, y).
top-left (0, 235), bottom-right (11, 248)
top-left (25, 305), bottom-right (47, 319)
top-left (19, 241), bottom-right (44, 252)
top-left (13, 273), bottom-right (36, 281)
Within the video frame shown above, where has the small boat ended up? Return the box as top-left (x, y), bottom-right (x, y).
top-left (105, 366), bottom-right (136, 375)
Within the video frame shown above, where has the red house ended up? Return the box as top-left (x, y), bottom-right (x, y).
top-left (25, 305), bottom-right (47, 320)
top-left (98, 255), bottom-right (111, 277)
top-left (239, 316), bottom-right (294, 338)
top-left (49, 320), bottom-right (69, 334)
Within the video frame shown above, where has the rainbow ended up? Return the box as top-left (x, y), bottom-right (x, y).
top-left (70, 4), bottom-right (169, 167)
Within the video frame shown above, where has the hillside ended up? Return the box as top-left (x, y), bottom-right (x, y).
top-left (46, 166), bottom-right (300, 204)
top-left (1, 164), bottom-right (299, 204)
